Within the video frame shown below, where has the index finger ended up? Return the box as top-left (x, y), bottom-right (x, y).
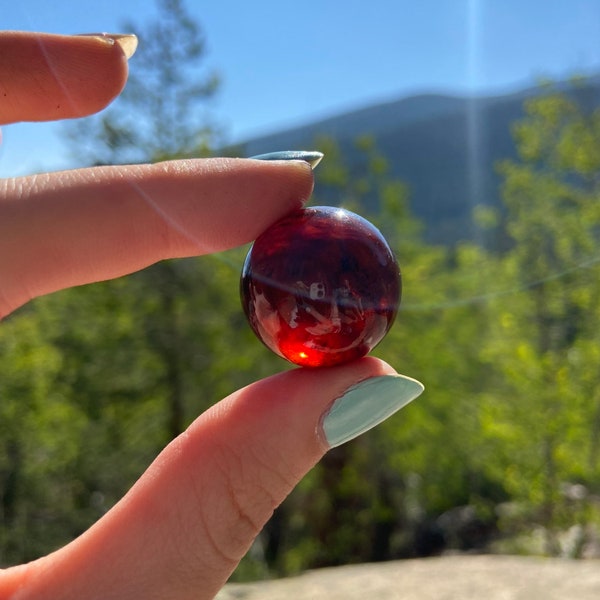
top-left (0, 31), bottom-right (134, 124)
top-left (0, 158), bottom-right (314, 318)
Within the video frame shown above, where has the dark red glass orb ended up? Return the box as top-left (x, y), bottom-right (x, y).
top-left (240, 206), bottom-right (401, 367)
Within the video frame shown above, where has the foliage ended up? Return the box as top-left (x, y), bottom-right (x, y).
top-left (477, 89), bottom-right (600, 554)
top-left (66, 0), bottom-right (220, 165)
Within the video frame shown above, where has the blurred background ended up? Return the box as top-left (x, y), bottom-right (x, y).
top-left (2, 0), bottom-right (600, 580)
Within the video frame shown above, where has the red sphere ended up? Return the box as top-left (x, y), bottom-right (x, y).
top-left (240, 206), bottom-right (401, 367)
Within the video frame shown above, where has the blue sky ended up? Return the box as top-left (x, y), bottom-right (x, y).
top-left (2, 0), bottom-right (600, 177)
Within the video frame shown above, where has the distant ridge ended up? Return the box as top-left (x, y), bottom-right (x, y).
top-left (238, 78), bottom-right (600, 245)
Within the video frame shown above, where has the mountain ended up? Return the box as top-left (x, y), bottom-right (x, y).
top-left (238, 78), bottom-right (600, 245)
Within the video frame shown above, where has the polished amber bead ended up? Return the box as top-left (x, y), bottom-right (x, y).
top-left (240, 206), bottom-right (401, 367)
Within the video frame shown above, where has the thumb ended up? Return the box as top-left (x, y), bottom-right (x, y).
top-left (12, 358), bottom-right (423, 599)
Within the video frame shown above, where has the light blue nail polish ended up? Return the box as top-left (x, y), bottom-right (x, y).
top-left (251, 150), bottom-right (324, 169)
top-left (322, 375), bottom-right (424, 448)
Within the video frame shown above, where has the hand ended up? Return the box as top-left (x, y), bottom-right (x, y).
top-left (0, 32), bottom-right (423, 599)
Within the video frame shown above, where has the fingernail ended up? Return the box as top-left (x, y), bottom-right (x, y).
top-left (77, 33), bottom-right (138, 59)
top-left (251, 150), bottom-right (324, 170)
top-left (322, 375), bottom-right (424, 448)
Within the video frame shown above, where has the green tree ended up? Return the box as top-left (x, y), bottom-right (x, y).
top-left (0, 311), bottom-right (66, 563)
top-left (477, 84), bottom-right (600, 555)
top-left (68, 0), bottom-right (220, 165)
top-left (65, 0), bottom-right (227, 440)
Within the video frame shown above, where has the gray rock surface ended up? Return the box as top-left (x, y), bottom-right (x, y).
top-left (217, 555), bottom-right (600, 600)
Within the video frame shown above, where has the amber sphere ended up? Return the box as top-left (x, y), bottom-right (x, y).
top-left (240, 206), bottom-right (401, 367)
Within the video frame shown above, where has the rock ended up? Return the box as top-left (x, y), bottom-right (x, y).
top-left (217, 555), bottom-right (600, 600)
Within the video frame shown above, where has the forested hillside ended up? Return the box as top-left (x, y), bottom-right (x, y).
top-left (242, 77), bottom-right (600, 245)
